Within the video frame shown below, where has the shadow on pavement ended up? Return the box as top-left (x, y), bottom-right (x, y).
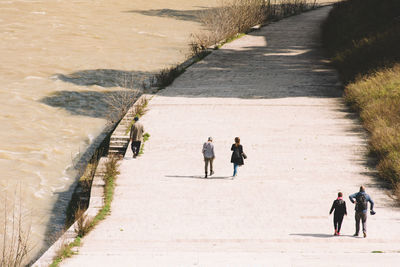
top-left (289, 233), bottom-right (336, 238)
top-left (165, 175), bottom-right (232, 180)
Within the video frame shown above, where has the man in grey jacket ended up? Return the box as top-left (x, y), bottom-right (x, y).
top-left (349, 185), bottom-right (375, 238)
top-left (130, 116), bottom-right (144, 158)
top-left (202, 137), bottom-right (215, 178)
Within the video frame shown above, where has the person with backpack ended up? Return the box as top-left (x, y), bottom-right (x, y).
top-left (349, 186), bottom-right (375, 238)
top-left (329, 192), bottom-right (347, 236)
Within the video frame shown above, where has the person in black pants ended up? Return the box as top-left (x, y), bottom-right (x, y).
top-left (130, 116), bottom-right (144, 158)
top-left (329, 192), bottom-right (347, 236)
top-left (230, 137), bottom-right (245, 178)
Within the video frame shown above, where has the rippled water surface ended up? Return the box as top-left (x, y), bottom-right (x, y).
top-left (0, 0), bottom-right (217, 261)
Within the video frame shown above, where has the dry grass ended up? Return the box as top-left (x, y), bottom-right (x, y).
top-left (265, 0), bottom-right (316, 20)
top-left (106, 89), bottom-right (141, 123)
top-left (1, 188), bottom-right (33, 267)
top-left (74, 207), bottom-right (91, 238)
top-left (345, 65), bottom-right (400, 186)
top-left (132, 97), bottom-right (148, 118)
top-left (105, 73), bottom-right (142, 123)
top-left (190, 0), bottom-right (266, 55)
top-left (323, 0), bottom-right (400, 203)
top-left (50, 237), bottom-right (81, 267)
top-left (151, 65), bottom-right (184, 89)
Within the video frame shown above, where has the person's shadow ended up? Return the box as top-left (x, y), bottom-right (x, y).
top-left (165, 175), bottom-right (232, 180)
top-left (289, 233), bottom-right (354, 238)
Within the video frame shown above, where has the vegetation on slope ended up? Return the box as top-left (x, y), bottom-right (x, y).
top-left (322, 0), bottom-right (400, 200)
top-left (322, 0), bottom-right (400, 83)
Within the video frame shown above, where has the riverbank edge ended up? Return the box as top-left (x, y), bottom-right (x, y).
top-left (31, 36), bottom-right (211, 265)
top-left (32, 94), bottom-right (149, 267)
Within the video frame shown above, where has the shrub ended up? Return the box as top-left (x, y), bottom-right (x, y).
top-left (152, 65), bottom-right (184, 88)
top-left (74, 206), bottom-right (92, 238)
top-left (190, 0), bottom-right (266, 55)
top-left (106, 89), bottom-right (141, 123)
top-left (267, 0), bottom-right (316, 19)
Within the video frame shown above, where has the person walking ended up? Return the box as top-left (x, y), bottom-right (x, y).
top-left (202, 137), bottom-right (215, 178)
top-left (329, 192), bottom-right (347, 236)
top-left (130, 116), bottom-right (144, 158)
top-left (349, 186), bottom-right (375, 238)
top-left (231, 137), bottom-right (246, 178)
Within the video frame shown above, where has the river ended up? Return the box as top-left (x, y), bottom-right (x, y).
top-left (0, 0), bottom-right (217, 262)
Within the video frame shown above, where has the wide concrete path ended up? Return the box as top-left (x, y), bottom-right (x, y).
top-left (63, 7), bottom-right (400, 266)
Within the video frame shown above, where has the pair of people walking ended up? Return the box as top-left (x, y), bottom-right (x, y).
top-left (202, 137), bottom-right (246, 178)
top-left (329, 186), bottom-right (375, 237)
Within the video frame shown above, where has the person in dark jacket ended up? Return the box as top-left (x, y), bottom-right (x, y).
top-left (349, 185), bottom-right (375, 238)
top-left (130, 116), bottom-right (144, 158)
top-left (329, 192), bottom-right (347, 236)
top-left (231, 137), bottom-right (245, 177)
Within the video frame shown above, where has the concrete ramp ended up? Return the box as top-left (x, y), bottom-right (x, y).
top-left (63, 7), bottom-right (400, 266)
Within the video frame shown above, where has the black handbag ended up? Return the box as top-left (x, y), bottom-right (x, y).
top-left (242, 153), bottom-right (247, 159)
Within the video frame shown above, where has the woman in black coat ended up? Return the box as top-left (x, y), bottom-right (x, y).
top-left (231, 137), bottom-right (245, 177)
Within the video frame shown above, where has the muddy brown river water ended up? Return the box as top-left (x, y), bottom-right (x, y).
top-left (0, 0), bottom-right (337, 262)
top-left (0, 0), bottom-right (218, 260)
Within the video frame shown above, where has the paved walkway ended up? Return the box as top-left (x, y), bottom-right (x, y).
top-left (63, 7), bottom-right (400, 266)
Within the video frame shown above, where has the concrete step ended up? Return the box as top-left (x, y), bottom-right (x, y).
top-left (108, 147), bottom-right (126, 150)
top-left (108, 146), bottom-right (126, 151)
top-left (112, 130), bottom-right (129, 135)
top-left (110, 136), bottom-right (130, 141)
top-left (109, 141), bottom-right (128, 146)
top-left (108, 148), bottom-right (127, 155)
top-left (94, 169), bottom-right (106, 174)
